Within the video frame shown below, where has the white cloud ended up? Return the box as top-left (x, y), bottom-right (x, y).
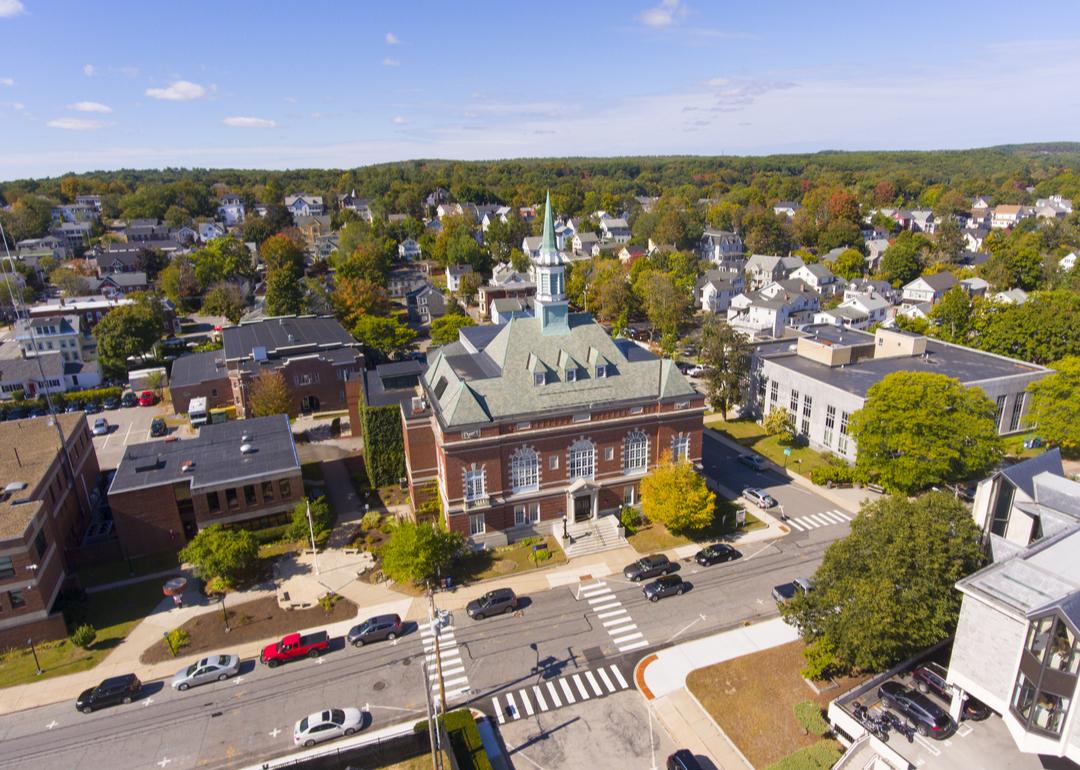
top-left (223, 116), bottom-right (276, 128)
top-left (47, 117), bottom-right (106, 131)
top-left (83, 64), bottom-right (95, 77)
top-left (0, 77), bottom-right (12, 86)
top-left (638, 0), bottom-right (684, 28)
top-left (145, 80), bottom-right (206, 101)
top-left (383, 57), bottom-right (400, 67)
top-left (392, 116), bottom-right (407, 125)
top-left (0, 0), bottom-right (25, 18)
top-left (68, 101), bottom-right (112, 114)
top-left (385, 32), bottom-right (399, 45)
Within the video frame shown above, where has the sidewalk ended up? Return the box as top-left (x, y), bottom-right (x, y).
top-left (636, 617), bottom-right (799, 769)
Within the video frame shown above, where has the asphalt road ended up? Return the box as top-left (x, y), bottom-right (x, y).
top-left (0, 433), bottom-right (849, 770)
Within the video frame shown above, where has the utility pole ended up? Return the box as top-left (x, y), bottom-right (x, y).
top-left (429, 589), bottom-right (447, 713)
top-left (422, 658), bottom-right (443, 770)
top-left (306, 499), bottom-right (320, 575)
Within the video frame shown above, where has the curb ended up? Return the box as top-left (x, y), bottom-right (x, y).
top-left (634, 653), bottom-right (658, 700)
top-left (684, 685), bottom-right (756, 770)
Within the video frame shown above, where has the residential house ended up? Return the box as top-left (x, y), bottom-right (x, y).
top-left (635, 196), bottom-right (660, 213)
top-left (284, 194), bottom-right (325, 219)
top-left (698, 229), bottom-right (744, 265)
top-left (16, 236), bottom-right (68, 263)
top-left (398, 238), bottom-right (422, 261)
top-left (168, 348), bottom-right (231, 414)
top-left (50, 222), bottom-right (92, 251)
top-left (338, 190), bottom-right (373, 222)
top-left (996, 289), bottom-right (1030, 305)
top-left (814, 292), bottom-right (890, 330)
top-left (387, 266), bottom-right (427, 298)
top-left (790, 263), bottom-right (841, 297)
top-left (969, 450), bottom-right (1067, 549)
top-left (217, 195), bottom-right (245, 226)
top-left (773, 201), bottom-right (801, 219)
top-left (910, 209), bottom-right (936, 234)
top-left (749, 326), bottom-right (1050, 462)
top-left (90, 271), bottom-right (148, 297)
top-left (1059, 252), bottom-right (1077, 272)
top-left (964, 227), bottom-right (990, 252)
top-left (108, 415), bottom-right (303, 556)
top-left (697, 269), bottom-right (744, 313)
top-left (402, 196), bottom-right (704, 548)
top-left (436, 202), bottom-right (464, 220)
top-left (490, 297), bottom-right (534, 324)
top-left (314, 233), bottom-right (339, 261)
top-left (197, 221), bottom-right (227, 242)
top-left (30, 295), bottom-right (179, 336)
top-left (865, 237), bottom-right (891, 271)
top-left (94, 246), bottom-right (144, 274)
top-left (972, 196), bottom-right (992, 212)
top-left (745, 254), bottom-right (804, 289)
top-left (75, 194), bottom-right (102, 212)
top-left (992, 204), bottom-right (1032, 230)
top-left (957, 250), bottom-right (990, 268)
top-left (406, 284), bottom-right (447, 326)
top-left (124, 219), bottom-right (172, 243)
top-left (901, 272), bottom-right (958, 304)
top-left (727, 280), bottom-right (820, 338)
top-left (294, 215), bottom-right (332, 253)
top-left (961, 277), bottom-right (991, 298)
top-left (1035, 195), bottom-right (1072, 220)
top-left (522, 235), bottom-right (543, 259)
top-left (477, 264), bottom-right (536, 321)
top-left (50, 203), bottom-right (98, 225)
top-left (445, 265), bottom-right (474, 293)
top-left (425, 187), bottom-right (450, 207)
top-left (0, 414), bottom-right (100, 647)
top-left (599, 217), bottom-right (631, 244)
top-left (572, 232), bottom-right (600, 256)
top-left (618, 245), bottom-right (646, 266)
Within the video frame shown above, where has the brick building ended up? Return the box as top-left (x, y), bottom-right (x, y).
top-left (403, 195), bottom-right (705, 548)
top-left (0, 414), bottom-right (99, 647)
top-left (219, 316), bottom-right (364, 418)
top-left (108, 415), bottom-right (302, 557)
top-left (169, 349), bottom-right (231, 414)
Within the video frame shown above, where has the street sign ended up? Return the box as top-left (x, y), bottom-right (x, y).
top-left (735, 508), bottom-right (746, 527)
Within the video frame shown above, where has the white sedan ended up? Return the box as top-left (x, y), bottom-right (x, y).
top-left (293, 708), bottom-right (365, 747)
top-left (91, 418), bottom-right (110, 436)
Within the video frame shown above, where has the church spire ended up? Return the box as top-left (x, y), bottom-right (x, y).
top-left (533, 190), bottom-right (569, 335)
top-left (541, 191), bottom-right (557, 254)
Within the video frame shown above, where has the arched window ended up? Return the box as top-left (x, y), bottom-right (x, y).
top-left (509, 447), bottom-right (539, 493)
top-left (624, 430), bottom-right (649, 475)
top-left (568, 439), bottom-right (595, 480)
top-left (672, 434), bottom-right (690, 461)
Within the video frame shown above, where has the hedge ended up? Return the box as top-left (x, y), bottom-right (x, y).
top-left (764, 740), bottom-right (844, 770)
top-left (0, 386), bottom-right (123, 413)
top-left (359, 403), bottom-right (406, 488)
top-left (415, 709), bottom-right (492, 770)
top-left (793, 701), bottom-right (830, 737)
top-left (809, 463), bottom-right (858, 487)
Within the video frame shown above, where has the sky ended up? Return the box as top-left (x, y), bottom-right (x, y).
top-left (1, 0), bottom-right (1079, 179)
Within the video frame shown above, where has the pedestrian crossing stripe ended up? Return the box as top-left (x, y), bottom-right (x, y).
top-left (581, 580), bottom-right (651, 653)
top-left (492, 664), bottom-right (631, 723)
top-left (786, 510), bottom-right (852, 531)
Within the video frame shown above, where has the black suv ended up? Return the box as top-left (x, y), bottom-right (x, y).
top-left (643, 574), bottom-right (687, 602)
top-left (76, 674), bottom-right (142, 713)
top-left (121, 391), bottom-right (139, 408)
top-left (878, 681), bottom-right (956, 739)
top-left (466, 588), bottom-right (517, 619)
top-left (623, 554), bottom-right (675, 581)
top-left (347, 614), bottom-right (403, 646)
top-left (912, 662), bottom-right (950, 699)
top-left (694, 543), bottom-right (740, 566)
top-left (150, 418), bottom-right (168, 437)
top-left (667, 750), bottom-right (703, 770)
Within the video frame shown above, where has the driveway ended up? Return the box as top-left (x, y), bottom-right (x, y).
top-left (91, 403), bottom-right (173, 470)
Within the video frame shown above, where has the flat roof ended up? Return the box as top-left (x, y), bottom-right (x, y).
top-left (109, 414), bottom-right (300, 495)
top-left (222, 316), bottom-right (358, 361)
top-left (169, 349), bottom-right (228, 389)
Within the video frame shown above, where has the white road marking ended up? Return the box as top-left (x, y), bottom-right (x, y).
top-left (439, 665), bottom-right (466, 677)
top-left (584, 671), bottom-right (603, 696)
top-left (143, 697), bottom-right (155, 707)
top-left (665, 616), bottom-right (703, 644)
top-left (504, 691), bottom-right (519, 719)
top-left (493, 696), bottom-right (505, 724)
top-left (532, 685), bottom-right (548, 711)
top-left (581, 586), bottom-right (611, 599)
top-left (597, 668), bottom-right (615, 692)
top-left (591, 601), bottom-right (621, 612)
top-left (545, 681), bottom-right (562, 707)
top-left (610, 665), bottom-right (629, 689)
top-left (269, 727), bottom-right (282, 738)
top-left (612, 631), bottom-right (644, 644)
top-left (46, 720), bottom-right (58, 730)
top-left (559, 677), bottom-right (576, 703)
top-left (435, 675), bottom-right (469, 689)
top-left (156, 758), bottom-right (172, 768)
top-left (123, 421), bottom-right (133, 446)
top-left (234, 677), bottom-right (244, 685)
top-left (913, 735), bottom-right (941, 755)
top-left (572, 674), bottom-right (590, 699)
top-left (520, 689), bottom-right (535, 716)
top-left (617, 639), bottom-right (649, 652)
top-left (603, 616), bottom-right (635, 627)
top-left (786, 518), bottom-right (807, 531)
top-left (586, 593), bottom-right (614, 604)
top-left (597, 608), bottom-right (628, 619)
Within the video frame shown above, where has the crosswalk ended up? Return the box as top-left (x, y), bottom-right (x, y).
top-left (491, 663), bottom-right (630, 723)
top-left (785, 509), bottom-right (852, 532)
top-left (420, 620), bottom-right (470, 698)
top-left (579, 580), bottom-right (649, 653)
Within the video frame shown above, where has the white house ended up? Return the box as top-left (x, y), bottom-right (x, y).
top-left (909, 209), bottom-right (936, 234)
top-left (901, 272), bottom-right (958, 304)
top-left (445, 264), bottom-right (474, 293)
top-left (284, 194), bottom-right (325, 218)
top-left (1059, 252), bottom-right (1077, 272)
top-left (745, 255), bottom-right (804, 289)
top-left (992, 204), bottom-right (1032, 230)
top-left (865, 237), bottom-right (891, 270)
top-left (996, 288), bottom-right (1029, 305)
top-left (599, 217), bottom-right (631, 243)
top-left (217, 195), bottom-right (245, 226)
top-left (960, 277), bottom-right (991, 297)
top-left (773, 201), bottom-right (800, 219)
top-left (964, 227), bottom-right (989, 252)
top-left (789, 263), bottom-right (841, 297)
top-left (522, 235), bottom-right (543, 259)
top-left (727, 280), bottom-right (820, 338)
top-left (398, 238), bottom-right (422, 261)
top-left (818, 292), bottom-right (889, 329)
top-left (698, 228), bottom-right (744, 265)
top-left (572, 232), bottom-right (599, 255)
top-left (697, 269), bottom-right (744, 313)
top-left (197, 221), bottom-right (227, 242)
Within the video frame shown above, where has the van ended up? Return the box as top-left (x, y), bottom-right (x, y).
top-left (189, 397), bottom-right (208, 428)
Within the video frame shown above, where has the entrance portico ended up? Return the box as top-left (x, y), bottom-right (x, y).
top-left (567, 478), bottom-right (599, 523)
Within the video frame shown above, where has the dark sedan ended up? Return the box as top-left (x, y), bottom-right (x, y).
top-left (694, 543), bottom-right (740, 566)
top-left (623, 554), bottom-right (675, 581)
top-left (76, 674), bottom-right (141, 713)
top-left (643, 574), bottom-right (688, 602)
top-left (878, 681), bottom-right (956, 739)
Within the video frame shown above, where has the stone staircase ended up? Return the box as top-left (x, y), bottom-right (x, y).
top-left (558, 514), bottom-right (627, 559)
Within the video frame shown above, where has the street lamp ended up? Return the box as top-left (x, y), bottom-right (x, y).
top-left (562, 515), bottom-right (569, 541)
top-left (220, 592), bottom-right (231, 633)
top-left (306, 500), bottom-right (321, 575)
top-left (26, 637), bottom-right (42, 675)
top-left (162, 630), bottom-right (176, 657)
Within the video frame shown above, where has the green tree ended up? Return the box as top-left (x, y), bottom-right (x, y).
top-left (248, 370), bottom-right (296, 418)
top-left (933, 216), bottom-right (965, 264)
top-left (192, 237), bottom-right (255, 288)
top-left (352, 315), bottom-right (417, 360)
top-left (763, 407), bottom-right (795, 444)
top-left (929, 285), bottom-right (973, 343)
top-left (981, 230), bottom-right (1044, 291)
top-left (178, 525), bottom-right (260, 585)
top-left (781, 493), bottom-right (984, 673)
top-left (972, 290), bottom-right (1080, 365)
top-left (850, 371), bottom-right (1003, 494)
top-left (830, 248), bottom-right (866, 281)
top-left (93, 302), bottom-right (161, 379)
top-left (877, 232), bottom-right (929, 287)
top-left (633, 269), bottom-right (687, 345)
top-left (156, 255), bottom-right (200, 310)
top-left (287, 496), bottom-right (333, 543)
top-left (640, 453), bottom-right (716, 533)
top-left (261, 233), bottom-right (306, 316)
top-left (586, 258), bottom-right (632, 327)
top-left (332, 276), bottom-right (389, 327)
top-left (1026, 356), bottom-right (1080, 454)
top-left (430, 314), bottom-right (476, 346)
top-left (49, 267), bottom-right (91, 296)
top-left (699, 316), bottom-right (751, 415)
top-left (201, 282), bottom-right (247, 324)
top-left (379, 519), bottom-right (464, 586)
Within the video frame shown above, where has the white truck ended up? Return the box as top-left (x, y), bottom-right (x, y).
top-left (188, 396), bottom-right (208, 428)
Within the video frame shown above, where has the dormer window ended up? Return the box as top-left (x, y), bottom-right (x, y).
top-left (533, 372), bottom-right (545, 386)
top-left (596, 365), bottom-right (607, 379)
top-left (566, 368), bottom-right (577, 382)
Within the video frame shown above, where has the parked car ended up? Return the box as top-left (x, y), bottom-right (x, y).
top-left (912, 662), bottom-right (950, 699)
top-left (347, 614), bottom-right (402, 646)
top-left (103, 396), bottom-right (120, 410)
top-left (293, 708), bottom-right (365, 747)
top-left (138, 390), bottom-right (157, 407)
top-left (150, 417), bottom-right (168, 438)
top-left (83, 401), bottom-right (102, 414)
top-left (29, 406), bottom-right (47, 417)
top-left (623, 554), bottom-right (675, 581)
top-left (75, 674), bottom-right (141, 713)
top-left (738, 454), bottom-right (767, 471)
top-left (772, 577), bottom-right (814, 604)
top-left (5, 406), bottom-right (27, 420)
top-left (687, 365), bottom-right (707, 377)
top-left (643, 574), bottom-right (687, 602)
top-left (961, 695), bottom-right (991, 721)
top-left (878, 681), bottom-right (956, 739)
top-left (65, 400), bottom-right (83, 413)
top-left (741, 487), bottom-right (777, 508)
top-left (694, 543), bottom-right (740, 566)
top-left (171, 654), bottom-right (240, 690)
top-left (667, 749), bottom-right (704, 770)
top-left (259, 631), bottom-right (330, 668)
top-left (466, 588), bottom-right (518, 619)
top-left (121, 391), bottom-right (139, 408)
top-left (91, 417), bottom-right (110, 436)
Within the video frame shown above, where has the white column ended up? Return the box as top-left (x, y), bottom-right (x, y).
top-left (949, 687), bottom-right (965, 723)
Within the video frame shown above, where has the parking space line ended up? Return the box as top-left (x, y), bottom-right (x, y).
top-left (532, 685), bottom-right (548, 711)
top-left (609, 666), bottom-right (629, 688)
top-left (572, 674), bottom-right (590, 700)
top-left (559, 678), bottom-right (575, 704)
top-left (546, 681), bottom-right (562, 707)
top-left (913, 735), bottom-right (940, 755)
top-left (584, 671), bottom-right (603, 696)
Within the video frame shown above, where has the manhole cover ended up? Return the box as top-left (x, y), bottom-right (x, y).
top-left (373, 680), bottom-right (387, 691)
top-left (582, 646), bottom-right (603, 663)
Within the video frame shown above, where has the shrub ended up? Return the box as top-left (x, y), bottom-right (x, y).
top-left (164, 628), bottom-right (190, 657)
top-left (359, 404), bottom-right (406, 487)
top-left (619, 506), bottom-right (640, 535)
top-left (361, 510), bottom-right (382, 531)
top-left (364, 532), bottom-right (380, 547)
top-left (764, 740), bottom-right (843, 770)
top-left (533, 548), bottom-right (552, 564)
top-left (287, 496), bottom-right (333, 543)
top-left (70, 624), bottom-right (96, 650)
top-left (800, 637), bottom-right (842, 682)
top-left (317, 592), bottom-right (339, 613)
top-left (809, 464), bottom-right (856, 487)
top-left (205, 575), bottom-right (232, 595)
top-left (793, 701), bottom-right (830, 737)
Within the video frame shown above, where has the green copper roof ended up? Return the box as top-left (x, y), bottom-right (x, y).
top-left (541, 191), bottom-right (556, 253)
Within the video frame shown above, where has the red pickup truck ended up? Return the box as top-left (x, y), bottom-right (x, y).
top-left (259, 631), bottom-right (330, 668)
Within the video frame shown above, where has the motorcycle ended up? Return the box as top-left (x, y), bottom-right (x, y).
top-left (882, 711), bottom-right (915, 743)
top-left (851, 701), bottom-right (890, 742)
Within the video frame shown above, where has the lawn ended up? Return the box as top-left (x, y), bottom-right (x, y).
top-left (76, 551), bottom-right (180, 588)
top-left (1002, 429), bottom-right (1048, 459)
top-left (377, 751), bottom-right (453, 770)
top-left (139, 594), bottom-right (357, 665)
top-left (627, 499), bottom-right (763, 553)
top-left (450, 536), bottom-right (567, 583)
top-left (705, 417), bottom-right (835, 477)
top-left (686, 640), bottom-right (867, 769)
top-left (0, 580), bottom-right (166, 689)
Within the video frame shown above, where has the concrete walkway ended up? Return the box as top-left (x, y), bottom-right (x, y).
top-left (636, 617), bottom-right (800, 769)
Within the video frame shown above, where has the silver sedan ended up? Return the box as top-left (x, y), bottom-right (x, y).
top-left (171, 654), bottom-right (240, 690)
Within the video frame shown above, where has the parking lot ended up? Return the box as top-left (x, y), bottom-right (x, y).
top-left (90, 401), bottom-right (182, 470)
